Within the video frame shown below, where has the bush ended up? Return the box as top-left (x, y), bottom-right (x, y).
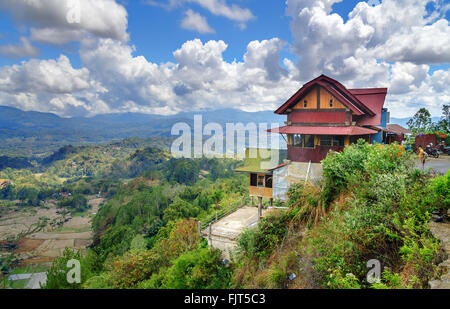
top-left (161, 247), bottom-right (231, 289)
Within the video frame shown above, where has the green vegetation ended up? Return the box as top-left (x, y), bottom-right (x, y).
top-left (57, 194), bottom-right (89, 214)
top-left (232, 141), bottom-right (446, 289)
top-left (2, 133), bottom-right (447, 290)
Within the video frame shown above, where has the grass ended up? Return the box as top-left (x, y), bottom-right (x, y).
top-left (52, 226), bottom-right (91, 233)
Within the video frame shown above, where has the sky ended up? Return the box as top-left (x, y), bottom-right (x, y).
top-left (0, 0), bottom-right (449, 119)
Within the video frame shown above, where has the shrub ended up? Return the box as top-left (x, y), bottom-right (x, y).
top-left (161, 247), bottom-right (231, 289)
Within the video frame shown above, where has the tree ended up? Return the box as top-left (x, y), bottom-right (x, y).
top-left (162, 197), bottom-right (200, 222)
top-left (407, 108), bottom-right (433, 135)
top-left (44, 248), bottom-right (92, 289)
top-left (211, 190), bottom-right (224, 209)
top-left (435, 104), bottom-right (449, 136)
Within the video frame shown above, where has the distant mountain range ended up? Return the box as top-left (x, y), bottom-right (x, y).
top-left (0, 105), bottom-right (442, 156)
top-left (0, 106), bottom-right (285, 156)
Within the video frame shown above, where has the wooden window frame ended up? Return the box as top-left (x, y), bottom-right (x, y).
top-left (292, 134), bottom-right (316, 149)
top-left (257, 175), bottom-right (265, 188)
top-left (319, 135), bottom-right (346, 147)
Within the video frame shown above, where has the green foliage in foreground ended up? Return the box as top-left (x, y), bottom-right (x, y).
top-left (41, 140), bottom-right (446, 290)
top-left (45, 220), bottom-right (231, 289)
top-left (233, 141), bottom-right (443, 289)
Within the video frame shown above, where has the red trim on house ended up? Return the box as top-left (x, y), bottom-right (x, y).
top-left (267, 163), bottom-right (288, 171)
top-left (268, 126), bottom-right (378, 136)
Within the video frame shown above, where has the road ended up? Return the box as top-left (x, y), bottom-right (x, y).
top-left (419, 155), bottom-right (450, 174)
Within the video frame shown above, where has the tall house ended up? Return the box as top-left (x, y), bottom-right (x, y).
top-left (269, 75), bottom-right (388, 163)
top-left (236, 75), bottom-right (391, 201)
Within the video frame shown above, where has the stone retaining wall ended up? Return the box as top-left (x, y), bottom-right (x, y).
top-left (428, 221), bottom-right (450, 289)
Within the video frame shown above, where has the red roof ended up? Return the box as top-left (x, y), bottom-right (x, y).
top-left (267, 163), bottom-right (288, 171)
top-left (268, 126), bottom-right (378, 136)
top-left (387, 124), bottom-right (412, 135)
top-left (349, 88), bottom-right (387, 126)
top-left (275, 75), bottom-right (388, 121)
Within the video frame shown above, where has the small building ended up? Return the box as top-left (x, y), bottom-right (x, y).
top-left (386, 124), bottom-right (412, 144)
top-left (415, 133), bottom-right (437, 149)
top-left (234, 148), bottom-right (287, 201)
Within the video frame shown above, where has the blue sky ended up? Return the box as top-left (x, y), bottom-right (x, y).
top-left (0, 0), bottom-right (449, 118)
top-left (0, 0), bottom-right (379, 66)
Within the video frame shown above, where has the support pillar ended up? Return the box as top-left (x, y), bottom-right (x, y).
top-left (258, 196), bottom-right (263, 221)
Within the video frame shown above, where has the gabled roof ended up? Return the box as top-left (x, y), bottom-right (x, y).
top-left (387, 124), bottom-right (412, 135)
top-left (275, 75), bottom-right (387, 117)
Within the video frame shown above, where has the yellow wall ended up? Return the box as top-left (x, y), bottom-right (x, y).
top-left (249, 186), bottom-right (273, 199)
top-left (293, 87), bottom-right (317, 110)
top-left (287, 134), bottom-right (293, 145)
top-left (320, 87), bottom-right (345, 109)
top-left (291, 86), bottom-right (346, 110)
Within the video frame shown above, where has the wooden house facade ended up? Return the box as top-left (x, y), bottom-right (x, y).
top-left (269, 75), bottom-right (388, 163)
top-left (236, 75), bottom-right (390, 201)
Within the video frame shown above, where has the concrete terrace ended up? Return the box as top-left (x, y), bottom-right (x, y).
top-left (201, 206), bottom-right (270, 259)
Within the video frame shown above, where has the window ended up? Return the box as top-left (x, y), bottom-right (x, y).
top-left (293, 134), bottom-right (302, 147)
top-left (303, 100), bottom-right (308, 108)
top-left (320, 135), bottom-right (332, 146)
top-left (329, 99), bottom-right (334, 108)
top-left (292, 134), bottom-right (315, 148)
top-left (265, 175), bottom-right (273, 188)
top-left (250, 173), bottom-right (257, 186)
top-left (304, 135), bottom-right (315, 148)
top-left (333, 135), bottom-right (345, 146)
top-left (320, 135), bottom-right (346, 147)
top-left (257, 175), bottom-right (265, 187)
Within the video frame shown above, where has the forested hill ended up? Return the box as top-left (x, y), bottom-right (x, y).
top-left (0, 106), bottom-right (284, 157)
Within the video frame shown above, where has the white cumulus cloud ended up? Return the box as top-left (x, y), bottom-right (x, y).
top-left (181, 9), bottom-right (215, 33)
